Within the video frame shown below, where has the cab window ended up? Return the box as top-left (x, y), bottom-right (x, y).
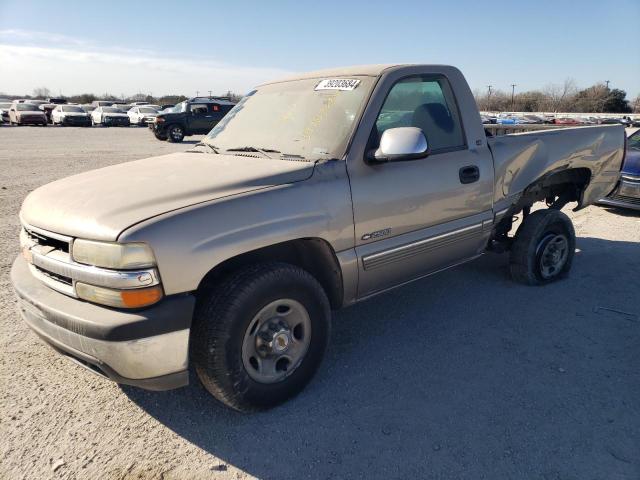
top-left (374, 75), bottom-right (465, 153)
top-left (190, 104), bottom-right (209, 115)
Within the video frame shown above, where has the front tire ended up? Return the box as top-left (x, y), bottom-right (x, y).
top-left (191, 263), bottom-right (331, 412)
top-left (509, 209), bottom-right (575, 285)
top-left (167, 124), bottom-right (184, 142)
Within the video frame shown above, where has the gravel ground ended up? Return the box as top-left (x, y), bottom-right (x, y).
top-left (1, 126), bottom-right (639, 480)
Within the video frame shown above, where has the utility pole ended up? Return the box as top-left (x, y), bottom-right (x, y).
top-left (486, 85), bottom-right (493, 111)
top-left (605, 80), bottom-right (610, 89)
top-left (196, 90), bottom-right (199, 97)
top-left (208, 90), bottom-right (212, 98)
top-left (510, 84), bottom-right (517, 111)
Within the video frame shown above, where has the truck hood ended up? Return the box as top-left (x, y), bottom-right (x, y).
top-left (21, 152), bottom-right (315, 241)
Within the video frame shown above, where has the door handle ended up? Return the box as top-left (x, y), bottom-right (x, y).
top-left (459, 165), bottom-right (480, 184)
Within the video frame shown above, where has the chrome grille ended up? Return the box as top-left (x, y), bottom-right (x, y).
top-left (20, 224), bottom-right (161, 297)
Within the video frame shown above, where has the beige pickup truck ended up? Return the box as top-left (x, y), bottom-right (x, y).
top-left (11, 65), bottom-right (625, 411)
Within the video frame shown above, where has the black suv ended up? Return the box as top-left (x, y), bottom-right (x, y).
top-left (150, 97), bottom-right (236, 142)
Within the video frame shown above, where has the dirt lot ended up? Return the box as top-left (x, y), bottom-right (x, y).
top-left (1, 126), bottom-right (639, 480)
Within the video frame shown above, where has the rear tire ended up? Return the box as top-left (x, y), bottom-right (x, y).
top-left (509, 209), bottom-right (575, 285)
top-left (191, 263), bottom-right (331, 412)
top-left (167, 124), bottom-right (184, 142)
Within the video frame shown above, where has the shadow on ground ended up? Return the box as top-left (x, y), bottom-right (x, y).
top-left (124, 237), bottom-right (640, 479)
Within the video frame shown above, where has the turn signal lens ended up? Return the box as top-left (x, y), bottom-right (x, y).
top-left (120, 287), bottom-right (163, 308)
top-left (76, 283), bottom-right (163, 309)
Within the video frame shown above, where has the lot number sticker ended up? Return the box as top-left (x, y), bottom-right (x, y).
top-left (315, 79), bottom-right (361, 91)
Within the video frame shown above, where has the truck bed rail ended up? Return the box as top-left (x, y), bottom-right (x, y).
top-left (485, 124), bottom-right (569, 136)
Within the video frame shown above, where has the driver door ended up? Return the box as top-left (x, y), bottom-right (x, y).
top-left (347, 71), bottom-right (495, 297)
top-left (188, 103), bottom-right (213, 133)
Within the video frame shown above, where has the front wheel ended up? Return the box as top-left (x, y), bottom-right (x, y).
top-left (191, 263), bottom-right (331, 412)
top-left (509, 209), bottom-right (575, 285)
top-left (167, 124), bottom-right (184, 142)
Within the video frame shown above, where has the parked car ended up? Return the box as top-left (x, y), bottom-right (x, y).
top-left (128, 106), bottom-right (159, 126)
top-left (131, 101), bottom-right (150, 106)
top-left (91, 107), bottom-right (130, 127)
top-left (522, 115), bottom-right (545, 124)
top-left (47, 98), bottom-right (67, 105)
top-left (91, 100), bottom-right (118, 107)
top-left (598, 128), bottom-right (640, 210)
top-left (0, 102), bottom-right (12, 122)
top-left (8, 103), bottom-right (48, 126)
top-left (552, 117), bottom-right (581, 125)
top-left (111, 103), bottom-right (132, 111)
top-left (599, 117), bottom-right (626, 125)
top-left (51, 105), bottom-right (92, 126)
top-left (160, 104), bottom-right (175, 111)
top-left (11, 64), bottom-right (625, 412)
top-left (150, 97), bottom-right (235, 142)
top-left (81, 104), bottom-right (96, 113)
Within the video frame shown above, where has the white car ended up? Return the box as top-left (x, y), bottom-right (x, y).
top-left (91, 107), bottom-right (130, 127)
top-left (127, 106), bottom-right (159, 126)
top-left (51, 105), bottom-right (91, 126)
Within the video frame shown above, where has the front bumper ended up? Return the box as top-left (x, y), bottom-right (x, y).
top-left (62, 116), bottom-right (91, 126)
top-left (103, 117), bottom-right (130, 126)
top-left (150, 122), bottom-right (167, 134)
top-left (598, 178), bottom-right (640, 211)
top-left (18, 116), bottom-right (47, 125)
top-left (11, 256), bottom-right (195, 390)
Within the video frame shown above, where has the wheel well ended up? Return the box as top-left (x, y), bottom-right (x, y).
top-left (196, 238), bottom-right (344, 309)
top-left (491, 168), bottom-right (591, 249)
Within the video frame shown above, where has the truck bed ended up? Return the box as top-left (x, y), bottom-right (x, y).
top-left (487, 125), bottom-right (625, 210)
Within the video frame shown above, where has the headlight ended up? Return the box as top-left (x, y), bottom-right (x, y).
top-left (72, 239), bottom-right (156, 269)
top-left (76, 283), bottom-right (163, 309)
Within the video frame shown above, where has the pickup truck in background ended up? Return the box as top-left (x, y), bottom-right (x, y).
top-left (150, 97), bottom-right (236, 142)
top-left (11, 64), bottom-right (625, 412)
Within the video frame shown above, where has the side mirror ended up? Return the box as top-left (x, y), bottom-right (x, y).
top-left (368, 127), bottom-right (429, 163)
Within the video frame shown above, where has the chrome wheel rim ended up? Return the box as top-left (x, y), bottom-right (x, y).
top-left (170, 126), bottom-right (182, 140)
top-left (538, 233), bottom-right (569, 279)
top-left (242, 299), bottom-right (311, 384)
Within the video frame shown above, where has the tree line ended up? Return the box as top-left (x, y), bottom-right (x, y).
top-left (474, 79), bottom-right (638, 113)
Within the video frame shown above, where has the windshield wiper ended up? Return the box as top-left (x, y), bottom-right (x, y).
top-left (192, 142), bottom-right (220, 154)
top-left (225, 146), bottom-right (281, 159)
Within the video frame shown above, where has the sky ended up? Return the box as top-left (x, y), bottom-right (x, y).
top-left (0, 0), bottom-right (638, 99)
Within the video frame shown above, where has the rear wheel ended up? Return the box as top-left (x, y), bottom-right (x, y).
top-left (167, 124), bottom-right (184, 142)
top-left (191, 263), bottom-right (331, 412)
top-left (509, 209), bottom-right (575, 285)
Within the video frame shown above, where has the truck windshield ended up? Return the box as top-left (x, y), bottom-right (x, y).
top-left (206, 77), bottom-right (375, 159)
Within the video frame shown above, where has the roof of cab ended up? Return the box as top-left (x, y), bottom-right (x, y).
top-left (260, 64), bottom-right (457, 86)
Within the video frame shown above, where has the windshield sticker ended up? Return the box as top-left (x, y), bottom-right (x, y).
top-left (315, 79), bottom-right (360, 91)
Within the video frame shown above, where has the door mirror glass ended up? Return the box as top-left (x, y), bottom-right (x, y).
top-left (369, 127), bottom-right (429, 163)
